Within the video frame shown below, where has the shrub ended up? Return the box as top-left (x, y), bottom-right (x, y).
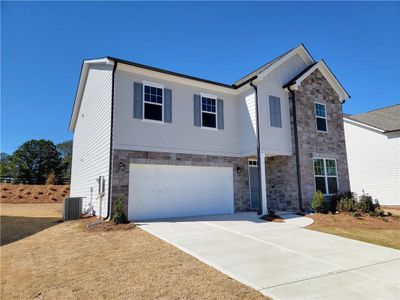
top-left (357, 194), bottom-right (375, 213)
top-left (337, 197), bottom-right (357, 212)
top-left (369, 209), bottom-right (385, 217)
top-left (111, 194), bottom-right (128, 224)
top-left (311, 191), bottom-right (326, 213)
top-left (352, 211), bottom-right (362, 218)
top-left (329, 191), bottom-right (353, 213)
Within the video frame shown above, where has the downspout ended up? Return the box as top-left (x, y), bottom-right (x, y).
top-left (105, 60), bottom-right (118, 220)
top-left (288, 86), bottom-right (303, 212)
top-left (249, 78), bottom-right (264, 215)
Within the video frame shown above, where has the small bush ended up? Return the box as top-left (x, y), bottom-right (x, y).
top-left (369, 209), bottom-right (385, 217)
top-left (311, 191), bottom-right (326, 213)
top-left (46, 173), bottom-right (57, 185)
top-left (38, 191), bottom-right (43, 195)
top-left (111, 194), bottom-right (128, 224)
top-left (352, 211), bottom-right (362, 218)
top-left (357, 194), bottom-right (375, 213)
top-left (329, 191), bottom-right (353, 213)
top-left (387, 212), bottom-right (392, 217)
top-left (337, 197), bottom-right (357, 212)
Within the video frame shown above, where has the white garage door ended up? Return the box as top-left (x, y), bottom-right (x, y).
top-left (128, 164), bottom-right (234, 221)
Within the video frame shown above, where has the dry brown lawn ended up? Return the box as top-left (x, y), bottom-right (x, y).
top-left (1, 204), bottom-right (267, 300)
top-left (308, 212), bottom-right (400, 250)
top-left (0, 184), bottom-right (70, 203)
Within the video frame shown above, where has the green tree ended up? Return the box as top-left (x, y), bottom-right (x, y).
top-left (11, 139), bottom-right (63, 184)
top-left (56, 140), bottom-right (72, 180)
top-left (0, 152), bottom-right (13, 178)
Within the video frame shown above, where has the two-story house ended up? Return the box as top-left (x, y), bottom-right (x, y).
top-left (69, 44), bottom-right (351, 220)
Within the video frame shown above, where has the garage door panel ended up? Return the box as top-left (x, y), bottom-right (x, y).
top-left (128, 164), bottom-right (234, 220)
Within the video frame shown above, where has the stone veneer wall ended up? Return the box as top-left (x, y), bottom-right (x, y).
top-left (266, 68), bottom-right (350, 210)
top-left (111, 150), bottom-right (253, 215)
top-left (266, 155), bottom-right (299, 211)
top-left (292, 68), bottom-right (350, 208)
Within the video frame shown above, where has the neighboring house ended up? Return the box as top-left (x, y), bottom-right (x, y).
top-left (344, 105), bottom-right (400, 206)
top-left (69, 44), bottom-right (351, 220)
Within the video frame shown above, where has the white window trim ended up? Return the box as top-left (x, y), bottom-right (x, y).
top-left (200, 93), bottom-right (218, 130)
top-left (143, 82), bottom-right (164, 123)
top-left (268, 95), bottom-right (282, 129)
top-left (248, 159), bottom-right (258, 166)
top-left (313, 157), bottom-right (339, 195)
top-left (315, 102), bottom-right (328, 133)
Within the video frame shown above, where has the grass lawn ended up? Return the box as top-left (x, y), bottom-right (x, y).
top-left (308, 212), bottom-right (400, 250)
top-left (1, 203), bottom-right (267, 300)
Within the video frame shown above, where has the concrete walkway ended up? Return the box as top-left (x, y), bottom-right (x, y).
top-left (139, 213), bottom-right (400, 300)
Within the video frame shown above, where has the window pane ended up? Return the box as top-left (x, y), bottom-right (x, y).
top-left (144, 103), bottom-right (162, 121)
top-left (202, 112), bottom-right (216, 128)
top-left (328, 177), bottom-right (338, 194)
top-left (269, 97), bottom-right (282, 128)
top-left (326, 160), bottom-right (337, 176)
top-left (314, 159), bottom-right (325, 176)
top-left (315, 177), bottom-right (327, 194)
top-left (201, 97), bottom-right (216, 113)
top-left (315, 103), bottom-right (326, 117)
top-left (144, 85), bottom-right (163, 104)
top-left (316, 117), bottom-right (327, 131)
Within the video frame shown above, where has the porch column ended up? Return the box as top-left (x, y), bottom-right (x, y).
top-left (259, 152), bottom-right (268, 214)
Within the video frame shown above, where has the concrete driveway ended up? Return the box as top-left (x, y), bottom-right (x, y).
top-left (140, 213), bottom-right (400, 300)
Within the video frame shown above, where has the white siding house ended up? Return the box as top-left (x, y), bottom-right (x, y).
top-left (69, 44), bottom-right (351, 220)
top-left (69, 62), bottom-right (114, 217)
top-left (344, 105), bottom-right (400, 206)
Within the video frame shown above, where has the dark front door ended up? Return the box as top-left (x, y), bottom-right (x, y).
top-left (249, 162), bottom-right (260, 210)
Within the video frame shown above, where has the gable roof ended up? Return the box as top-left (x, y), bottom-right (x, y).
top-left (344, 104), bottom-right (400, 132)
top-left (283, 60), bottom-right (350, 102)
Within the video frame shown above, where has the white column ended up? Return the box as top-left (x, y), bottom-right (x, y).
top-left (259, 152), bottom-right (268, 214)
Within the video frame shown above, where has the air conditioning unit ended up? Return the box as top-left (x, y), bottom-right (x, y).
top-left (63, 197), bottom-right (83, 220)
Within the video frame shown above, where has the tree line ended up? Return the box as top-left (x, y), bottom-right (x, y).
top-left (0, 139), bottom-right (72, 184)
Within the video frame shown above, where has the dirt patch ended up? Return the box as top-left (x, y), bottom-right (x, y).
top-left (308, 212), bottom-right (400, 249)
top-left (0, 184), bottom-right (69, 203)
top-left (1, 204), bottom-right (268, 300)
top-left (82, 217), bottom-right (136, 232)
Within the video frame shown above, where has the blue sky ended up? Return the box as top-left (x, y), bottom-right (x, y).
top-left (2, 1), bottom-right (399, 153)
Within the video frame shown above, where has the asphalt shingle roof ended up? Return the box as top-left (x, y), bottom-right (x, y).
top-left (345, 104), bottom-right (400, 132)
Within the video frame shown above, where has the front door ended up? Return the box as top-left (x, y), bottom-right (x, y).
top-left (248, 160), bottom-right (260, 210)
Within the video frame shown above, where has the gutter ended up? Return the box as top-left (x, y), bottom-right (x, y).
top-left (104, 61), bottom-right (118, 220)
top-left (249, 77), bottom-right (264, 215)
top-left (287, 86), bottom-right (304, 212)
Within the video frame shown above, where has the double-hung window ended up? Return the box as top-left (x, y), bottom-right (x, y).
top-left (315, 103), bottom-right (327, 132)
top-left (144, 84), bottom-right (163, 121)
top-left (201, 96), bottom-right (217, 128)
top-left (313, 158), bottom-right (338, 195)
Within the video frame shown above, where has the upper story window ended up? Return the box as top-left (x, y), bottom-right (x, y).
top-left (201, 96), bottom-right (217, 128)
top-left (313, 158), bottom-right (338, 195)
top-left (144, 84), bottom-right (163, 121)
top-left (269, 96), bottom-right (282, 128)
top-left (315, 103), bottom-right (327, 132)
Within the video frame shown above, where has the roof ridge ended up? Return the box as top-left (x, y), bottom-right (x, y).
top-left (360, 103), bottom-right (400, 115)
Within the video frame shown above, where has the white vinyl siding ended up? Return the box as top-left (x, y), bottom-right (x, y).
top-left (70, 64), bottom-right (113, 217)
top-left (344, 120), bottom-right (400, 205)
top-left (114, 69), bottom-right (239, 156)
